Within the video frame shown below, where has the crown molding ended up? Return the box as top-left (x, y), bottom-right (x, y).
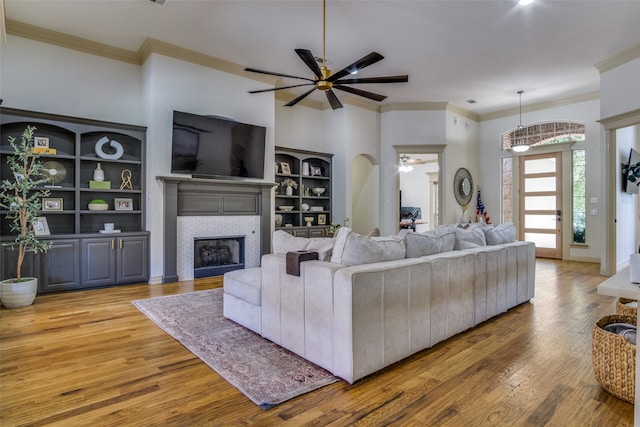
top-left (446, 104), bottom-right (479, 122)
top-left (138, 38), bottom-right (275, 85)
top-left (478, 92), bottom-right (600, 122)
top-left (6, 19), bottom-right (141, 65)
top-left (381, 102), bottom-right (448, 113)
top-left (595, 43), bottom-right (640, 74)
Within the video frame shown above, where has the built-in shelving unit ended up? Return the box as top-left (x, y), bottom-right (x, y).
top-left (0, 108), bottom-right (149, 293)
top-left (274, 146), bottom-right (333, 238)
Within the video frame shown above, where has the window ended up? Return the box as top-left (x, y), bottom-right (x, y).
top-left (502, 157), bottom-right (513, 223)
top-left (572, 149), bottom-right (586, 243)
top-left (501, 121), bottom-right (585, 151)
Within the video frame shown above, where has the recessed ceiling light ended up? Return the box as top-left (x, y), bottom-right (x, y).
top-left (519, 0), bottom-right (534, 5)
top-left (467, 99), bottom-right (476, 104)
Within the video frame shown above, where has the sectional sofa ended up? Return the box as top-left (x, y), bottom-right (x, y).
top-left (223, 224), bottom-right (536, 383)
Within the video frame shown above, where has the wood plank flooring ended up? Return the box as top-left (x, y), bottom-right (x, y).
top-left (0, 259), bottom-right (634, 426)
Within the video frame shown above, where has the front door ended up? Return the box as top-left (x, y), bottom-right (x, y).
top-left (519, 152), bottom-right (562, 259)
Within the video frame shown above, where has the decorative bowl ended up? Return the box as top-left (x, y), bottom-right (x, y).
top-left (312, 188), bottom-right (326, 196)
top-left (310, 206), bottom-right (324, 212)
top-left (88, 203), bottom-right (109, 211)
top-left (279, 205), bottom-right (294, 211)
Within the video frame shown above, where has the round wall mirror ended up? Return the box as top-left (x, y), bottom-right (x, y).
top-left (453, 167), bottom-right (474, 206)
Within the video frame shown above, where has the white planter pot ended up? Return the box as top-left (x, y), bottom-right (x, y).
top-left (1, 277), bottom-right (38, 309)
top-left (286, 186), bottom-right (293, 196)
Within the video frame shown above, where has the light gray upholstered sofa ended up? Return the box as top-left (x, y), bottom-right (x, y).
top-left (224, 225), bottom-right (536, 384)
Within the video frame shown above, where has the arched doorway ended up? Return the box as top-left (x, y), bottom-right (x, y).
top-left (351, 154), bottom-right (380, 235)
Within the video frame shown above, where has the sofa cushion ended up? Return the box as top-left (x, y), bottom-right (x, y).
top-left (330, 227), bottom-right (406, 266)
top-left (453, 226), bottom-right (487, 249)
top-left (484, 222), bottom-right (516, 245)
top-left (272, 230), bottom-right (334, 261)
top-left (405, 230), bottom-right (456, 258)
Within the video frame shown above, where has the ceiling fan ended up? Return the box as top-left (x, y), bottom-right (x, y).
top-left (244, 0), bottom-right (408, 110)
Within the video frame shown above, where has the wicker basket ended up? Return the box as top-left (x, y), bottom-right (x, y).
top-left (592, 314), bottom-right (636, 403)
top-left (616, 298), bottom-right (638, 318)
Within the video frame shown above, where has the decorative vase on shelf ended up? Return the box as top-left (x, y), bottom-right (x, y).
top-left (286, 185), bottom-right (293, 196)
top-left (93, 163), bottom-right (105, 181)
top-left (302, 162), bottom-right (310, 176)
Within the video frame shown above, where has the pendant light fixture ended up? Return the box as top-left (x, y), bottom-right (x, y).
top-left (511, 90), bottom-right (530, 152)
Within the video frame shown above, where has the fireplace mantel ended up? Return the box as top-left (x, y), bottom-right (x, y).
top-left (158, 176), bottom-right (275, 283)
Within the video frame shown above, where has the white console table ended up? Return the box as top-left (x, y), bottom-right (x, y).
top-left (597, 267), bottom-right (639, 424)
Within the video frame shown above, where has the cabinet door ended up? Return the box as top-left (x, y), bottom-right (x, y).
top-left (308, 228), bottom-right (326, 238)
top-left (116, 236), bottom-right (148, 284)
top-left (81, 238), bottom-right (116, 287)
top-left (40, 239), bottom-right (80, 292)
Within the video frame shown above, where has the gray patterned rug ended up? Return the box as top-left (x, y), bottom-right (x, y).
top-left (132, 288), bottom-right (338, 409)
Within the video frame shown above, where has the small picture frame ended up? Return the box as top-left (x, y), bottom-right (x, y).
top-left (42, 197), bottom-right (63, 211)
top-left (33, 137), bottom-right (50, 148)
top-left (33, 217), bottom-right (50, 236)
top-left (317, 214), bottom-right (327, 225)
top-left (311, 166), bottom-right (322, 176)
top-left (114, 198), bottom-right (133, 211)
top-left (280, 162), bottom-right (291, 175)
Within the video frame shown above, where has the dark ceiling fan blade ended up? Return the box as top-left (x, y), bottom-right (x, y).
top-left (295, 49), bottom-right (323, 79)
top-left (244, 67), bottom-right (315, 82)
top-left (327, 52), bottom-right (384, 82)
top-left (284, 87), bottom-right (317, 107)
top-left (249, 83), bottom-right (315, 94)
top-left (325, 89), bottom-right (343, 110)
top-left (335, 75), bottom-right (409, 85)
top-left (333, 85), bottom-right (387, 102)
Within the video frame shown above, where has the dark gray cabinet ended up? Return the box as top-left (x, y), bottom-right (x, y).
top-left (274, 146), bottom-right (333, 237)
top-left (1, 108), bottom-right (149, 293)
top-left (40, 239), bottom-right (81, 292)
top-left (81, 234), bottom-right (148, 287)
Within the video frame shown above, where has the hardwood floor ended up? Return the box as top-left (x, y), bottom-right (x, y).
top-left (0, 259), bottom-right (634, 426)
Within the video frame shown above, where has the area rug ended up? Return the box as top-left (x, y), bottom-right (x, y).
top-left (132, 288), bottom-right (338, 409)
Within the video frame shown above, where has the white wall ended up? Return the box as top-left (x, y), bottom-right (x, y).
top-left (142, 53), bottom-right (275, 282)
top-left (477, 99), bottom-right (602, 261)
top-left (351, 155), bottom-right (379, 234)
top-left (380, 109), bottom-right (447, 235)
top-left (600, 57), bottom-right (640, 119)
top-left (0, 35), bottom-right (144, 124)
top-left (616, 125), bottom-right (640, 268)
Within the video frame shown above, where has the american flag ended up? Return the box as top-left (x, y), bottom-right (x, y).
top-left (476, 187), bottom-right (491, 224)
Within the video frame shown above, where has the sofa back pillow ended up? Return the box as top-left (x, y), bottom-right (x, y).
top-left (272, 230), bottom-right (334, 261)
top-left (453, 226), bottom-right (487, 249)
top-left (331, 227), bottom-right (406, 266)
top-left (483, 222), bottom-right (516, 245)
top-left (405, 230), bottom-right (455, 258)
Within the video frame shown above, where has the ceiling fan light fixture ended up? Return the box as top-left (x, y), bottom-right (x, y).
top-left (399, 155), bottom-right (414, 172)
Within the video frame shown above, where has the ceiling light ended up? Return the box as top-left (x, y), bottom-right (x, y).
top-left (519, 0), bottom-right (534, 5)
top-left (399, 155), bottom-right (414, 173)
top-left (511, 90), bottom-right (530, 153)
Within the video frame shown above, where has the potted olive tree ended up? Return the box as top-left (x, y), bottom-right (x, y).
top-left (0, 125), bottom-right (52, 308)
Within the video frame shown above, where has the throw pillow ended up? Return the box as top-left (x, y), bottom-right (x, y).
top-left (272, 230), bottom-right (334, 261)
top-left (405, 231), bottom-right (456, 258)
top-left (453, 226), bottom-right (487, 249)
top-left (330, 227), bottom-right (406, 266)
top-left (484, 222), bottom-right (516, 245)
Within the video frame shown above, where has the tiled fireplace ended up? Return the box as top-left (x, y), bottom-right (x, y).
top-left (158, 176), bottom-right (274, 283)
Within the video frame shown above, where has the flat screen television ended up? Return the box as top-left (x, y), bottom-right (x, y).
top-left (171, 110), bottom-right (266, 179)
top-left (622, 148), bottom-right (640, 194)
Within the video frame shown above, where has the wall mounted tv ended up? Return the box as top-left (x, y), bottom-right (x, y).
top-left (171, 110), bottom-right (266, 179)
top-left (622, 147), bottom-right (640, 194)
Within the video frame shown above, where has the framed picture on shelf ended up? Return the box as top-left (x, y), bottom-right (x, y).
top-left (114, 198), bottom-right (133, 211)
top-left (310, 166), bottom-right (322, 176)
top-left (318, 214), bottom-right (327, 225)
top-left (33, 217), bottom-right (50, 236)
top-left (42, 198), bottom-right (63, 211)
top-left (280, 162), bottom-right (291, 175)
top-left (33, 137), bottom-right (50, 148)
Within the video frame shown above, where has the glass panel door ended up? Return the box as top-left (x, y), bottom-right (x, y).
top-left (519, 152), bottom-right (562, 259)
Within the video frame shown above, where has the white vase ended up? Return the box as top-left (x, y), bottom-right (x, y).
top-left (0, 277), bottom-right (38, 309)
top-left (93, 163), bottom-right (105, 181)
top-left (286, 186), bottom-right (293, 196)
top-left (302, 162), bottom-right (310, 176)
